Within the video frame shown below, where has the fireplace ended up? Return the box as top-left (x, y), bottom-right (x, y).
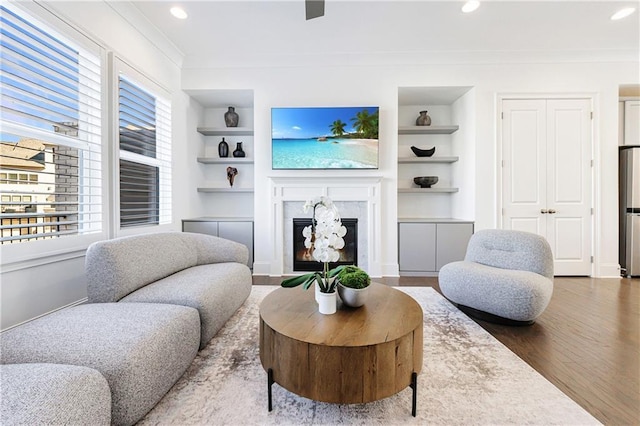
top-left (293, 218), bottom-right (358, 271)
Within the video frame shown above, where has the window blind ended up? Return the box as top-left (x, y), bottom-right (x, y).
top-left (0, 4), bottom-right (102, 244)
top-left (117, 73), bottom-right (171, 228)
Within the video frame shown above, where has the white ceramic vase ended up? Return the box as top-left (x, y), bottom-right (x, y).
top-left (317, 291), bottom-right (337, 315)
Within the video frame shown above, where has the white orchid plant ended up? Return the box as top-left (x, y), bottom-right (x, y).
top-left (281, 196), bottom-right (348, 293)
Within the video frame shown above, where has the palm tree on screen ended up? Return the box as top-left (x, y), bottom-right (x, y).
top-left (330, 119), bottom-right (346, 136)
top-left (351, 109), bottom-right (379, 139)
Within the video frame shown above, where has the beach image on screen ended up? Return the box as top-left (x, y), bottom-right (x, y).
top-left (272, 106), bottom-right (379, 169)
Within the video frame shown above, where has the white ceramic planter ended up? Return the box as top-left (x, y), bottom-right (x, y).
top-left (317, 291), bottom-right (337, 315)
top-left (315, 277), bottom-right (335, 304)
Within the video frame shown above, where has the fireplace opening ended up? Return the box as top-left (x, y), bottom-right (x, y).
top-left (293, 218), bottom-right (358, 271)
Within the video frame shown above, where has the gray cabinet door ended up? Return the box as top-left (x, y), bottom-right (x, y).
top-left (182, 220), bottom-right (253, 268)
top-left (436, 223), bottom-right (473, 270)
top-left (183, 220), bottom-right (218, 236)
top-left (398, 223), bottom-right (436, 272)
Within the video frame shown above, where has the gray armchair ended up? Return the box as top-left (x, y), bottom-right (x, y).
top-left (438, 229), bottom-right (554, 325)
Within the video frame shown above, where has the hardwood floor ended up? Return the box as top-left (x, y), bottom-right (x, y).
top-left (254, 275), bottom-right (639, 425)
top-left (469, 277), bottom-right (639, 426)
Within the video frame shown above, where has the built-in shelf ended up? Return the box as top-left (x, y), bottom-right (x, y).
top-left (197, 187), bottom-right (254, 193)
top-left (197, 157), bottom-right (254, 164)
top-left (197, 127), bottom-right (254, 136)
top-left (398, 125), bottom-right (459, 135)
top-left (398, 156), bottom-right (459, 164)
top-left (398, 187), bottom-right (459, 193)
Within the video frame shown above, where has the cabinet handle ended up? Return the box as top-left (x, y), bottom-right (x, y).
top-left (548, 209), bottom-right (557, 214)
top-left (541, 209), bottom-right (549, 214)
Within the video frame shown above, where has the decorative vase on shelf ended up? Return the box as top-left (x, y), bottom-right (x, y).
top-left (218, 137), bottom-right (229, 158)
top-left (233, 142), bottom-right (246, 158)
top-left (317, 290), bottom-right (337, 315)
top-left (224, 106), bottom-right (239, 127)
top-left (416, 110), bottom-right (432, 126)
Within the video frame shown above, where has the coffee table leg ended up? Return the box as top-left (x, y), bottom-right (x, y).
top-left (410, 371), bottom-right (418, 417)
top-left (267, 368), bottom-right (274, 412)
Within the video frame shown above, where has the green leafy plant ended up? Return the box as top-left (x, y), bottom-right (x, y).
top-left (337, 265), bottom-right (370, 289)
top-left (281, 265), bottom-right (347, 293)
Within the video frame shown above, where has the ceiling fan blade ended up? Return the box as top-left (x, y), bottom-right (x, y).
top-left (306, 0), bottom-right (325, 20)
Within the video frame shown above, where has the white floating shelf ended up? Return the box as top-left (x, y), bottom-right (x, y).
top-left (398, 187), bottom-right (459, 193)
top-left (398, 125), bottom-right (459, 135)
top-left (197, 187), bottom-right (254, 193)
top-left (398, 156), bottom-right (459, 164)
top-left (197, 127), bottom-right (254, 136)
top-left (197, 157), bottom-right (254, 164)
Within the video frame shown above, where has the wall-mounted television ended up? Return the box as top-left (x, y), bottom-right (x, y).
top-left (272, 106), bottom-right (379, 169)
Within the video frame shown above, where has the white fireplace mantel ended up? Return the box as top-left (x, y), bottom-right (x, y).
top-left (268, 176), bottom-right (383, 277)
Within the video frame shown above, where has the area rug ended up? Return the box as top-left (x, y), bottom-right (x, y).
top-left (138, 286), bottom-right (600, 425)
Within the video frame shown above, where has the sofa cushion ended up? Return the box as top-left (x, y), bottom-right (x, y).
top-left (0, 303), bottom-right (200, 426)
top-left (184, 231), bottom-right (250, 266)
top-left (0, 363), bottom-right (111, 426)
top-left (120, 262), bottom-right (252, 349)
top-left (86, 232), bottom-right (250, 303)
top-left (86, 232), bottom-right (198, 303)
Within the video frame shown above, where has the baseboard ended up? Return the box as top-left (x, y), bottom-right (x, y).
top-left (400, 271), bottom-right (439, 277)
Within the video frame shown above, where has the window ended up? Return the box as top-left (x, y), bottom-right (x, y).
top-left (0, 3), bottom-right (102, 244)
top-left (116, 70), bottom-right (171, 229)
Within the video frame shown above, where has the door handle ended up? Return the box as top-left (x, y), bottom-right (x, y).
top-left (548, 209), bottom-right (557, 214)
top-left (541, 209), bottom-right (549, 214)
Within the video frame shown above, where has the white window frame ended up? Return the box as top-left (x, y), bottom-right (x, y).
top-left (0, 1), bottom-right (108, 267)
top-left (111, 56), bottom-right (172, 237)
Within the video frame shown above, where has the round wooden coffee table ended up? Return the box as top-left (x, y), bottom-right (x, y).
top-left (259, 282), bottom-right (423, 416)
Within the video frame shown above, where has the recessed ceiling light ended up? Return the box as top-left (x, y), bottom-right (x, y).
top-left (611, 7), bottom-right (636, 20)
top-left (170, 6), bottom-right (188, 20)
top-left (462, 1), bottom-right (480, 13)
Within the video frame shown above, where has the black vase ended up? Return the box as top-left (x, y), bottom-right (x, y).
top-left (218, 138), bottom-right (229, 158)
top-left (224, 106), bottom-right (239, 127)
top-left (233, 142), bottom-right (246, 158)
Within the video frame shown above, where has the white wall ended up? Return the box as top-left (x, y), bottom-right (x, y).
top-left (182, 61), bottom-right (638, 279)
top-left (0, 1), bottom-right (187, 330)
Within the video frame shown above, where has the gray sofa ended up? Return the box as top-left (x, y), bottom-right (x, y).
top-left (85, 231), bottom-right (252, 349)
top-left (1, 232), bottom-right (252, 426)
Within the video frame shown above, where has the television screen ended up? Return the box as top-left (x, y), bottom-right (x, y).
top-left (272, 106), bottom-right (379, 169)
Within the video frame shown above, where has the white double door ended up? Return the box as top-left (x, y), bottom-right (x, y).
top-left (502, 98), bottom-right (593, 276)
